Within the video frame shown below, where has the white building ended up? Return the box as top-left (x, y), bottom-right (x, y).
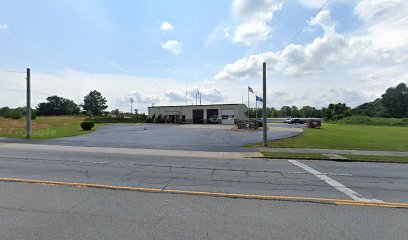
top-left (148, 104), bottom-right (248, 124)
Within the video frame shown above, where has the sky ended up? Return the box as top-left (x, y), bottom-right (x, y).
top-left (0, 0), bottom-right (407, 113)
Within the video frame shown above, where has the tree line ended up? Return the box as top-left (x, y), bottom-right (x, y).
top-left (1, 83), bottom-right (407, 121)
top-left (249, 83), bottom-right (408, 120)
top-left (0, 90), bottom-right (108, 119)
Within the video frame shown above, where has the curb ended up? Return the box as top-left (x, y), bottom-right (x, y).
top-left (256, 156), bottom-right (408, 164)
top-left (0, 177), bottom-right (408, 209)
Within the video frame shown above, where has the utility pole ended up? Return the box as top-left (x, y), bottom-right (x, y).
top-left (262, 62), bottom-right (267, 147)
top-left (26, 68), bottom-right (31, 139)
top-left (130, 97), bottom-right (134, 114)
top-left (199, 92), bottom-right (201, 105)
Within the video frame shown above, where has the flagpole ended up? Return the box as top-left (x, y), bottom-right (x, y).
top-left (247, 88), bottom-right (250, 120)
top-left (256, 95), bottom-right (257, 121)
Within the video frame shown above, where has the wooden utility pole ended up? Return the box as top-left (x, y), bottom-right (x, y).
top-left (262, 62), bottom-right (267, 147)
top-left (26, 68), bottom-right (31, 139)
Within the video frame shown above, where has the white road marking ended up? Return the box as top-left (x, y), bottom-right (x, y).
top-left (288, 160), bottom-right (382, 202)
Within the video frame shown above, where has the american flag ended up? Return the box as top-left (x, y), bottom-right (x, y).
top-left (248, 86), bottom-right (254, 93)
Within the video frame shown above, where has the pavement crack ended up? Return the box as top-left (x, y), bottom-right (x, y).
top-left (161, 178), bottom-right (173, 190)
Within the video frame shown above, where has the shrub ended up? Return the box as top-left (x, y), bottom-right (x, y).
top-left (153, 118), bottom-right (160, 123)
top-left (31, 109), bottom-right (37, 120)
top-left (81, 121), bottom-right (95, 130)
top-left (146, 118), bottom-right (153, 123)
top-left (86, 116), bottom-right (146, 123)
top-left (257, 121), bottom-right (263, 128)
top-left (335, 116), bottom-right (408, 127)
top-left (4, 108), bottom-right (24, 119)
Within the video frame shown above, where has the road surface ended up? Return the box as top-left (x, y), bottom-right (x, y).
top-left (0, 123), bottom-right (303, 152)
top-left (0, 143), bottom-right (407, 239)
top-left (1, 182), bottom-right (407, 240)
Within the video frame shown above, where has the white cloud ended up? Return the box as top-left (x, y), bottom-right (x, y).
top-left (0, 68), bottom-right (196, 112)
top-left (213, 4), bottom-right (408, 108)
top-left (354, 0), bottom-right (401, 21)
top-left (214, 10), bottom-right (382, 80)
top-left (354, 0), bottom-right (408, 59)
top-left (165, 87), bottom-right (225, 104)
top-left (266, 86), bottom-right (371, 108)
top-left (296, 0), bottom-right (358, 9)
top-left (117, 92), bottom-right (161, 112)
top-left (0, 23), bottom-right (8, 32)
top-left (160, 21), bottom-right (173, 31)
top-left (161, 40), bottom-right (182, 55)
top-left (233, 21), bottom-right (271, 45)
top-left (231, 0), bottom-right (282, 46)
top-left (296, 0), bottom-right (327, 8)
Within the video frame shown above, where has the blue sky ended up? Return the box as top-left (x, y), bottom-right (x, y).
top-left (1, 0), bottom-right (407, 112)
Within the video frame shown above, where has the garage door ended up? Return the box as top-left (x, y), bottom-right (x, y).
top-left (221, 109), bottom-right (235, 125)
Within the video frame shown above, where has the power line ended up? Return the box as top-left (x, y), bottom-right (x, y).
top-left (268, 0), bottom-right (331, 65)
top-left (0, 70), bottom-right (26, 74)
top-left (287, 0), bottom-right (331, 46)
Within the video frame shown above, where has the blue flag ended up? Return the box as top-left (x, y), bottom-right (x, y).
top-left (256, 96), bottom-right (263, 102)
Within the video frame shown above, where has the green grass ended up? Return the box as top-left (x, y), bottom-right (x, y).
top-left (335, 116), bottom-right (408, 127)
top-left (261, 152), bottom-right (408, 163)
top-left (0, 116), bottom-right (107, 140)
top-left (247, 123), bottom-right (408, 152)
top-left (340, 154), bottom-right (408, 163)
top-left (261, 152), bottom-right (329, 160)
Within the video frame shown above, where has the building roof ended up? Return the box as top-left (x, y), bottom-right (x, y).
top-left (148, 103), bottom-right (247, 108)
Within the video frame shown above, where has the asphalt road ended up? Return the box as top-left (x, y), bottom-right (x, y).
top-left (0, 143), bottom-right (408, 239)
top-left (1, 182), bottom-right (407, 240)
top-left (0, 123), bottom-right (303, 152)
top-left (0, 144), bottom-right (407, 202)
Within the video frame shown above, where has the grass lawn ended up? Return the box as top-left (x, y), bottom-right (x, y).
top-left (248, 123), bottom-right (408, 152)
top-left (0, 116), bottom-right (107, 140)
top-left (341, 154), bottom-right (408, 163)
top-left (261, 152), bottom-right (408, 163)
top-left (261, 152), bottom-right (329, 160)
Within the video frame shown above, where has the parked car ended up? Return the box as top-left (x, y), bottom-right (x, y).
top-left (288, 118), bottom-right (306, 124)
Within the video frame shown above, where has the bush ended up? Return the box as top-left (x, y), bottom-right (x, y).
top-left (146, 118), bottom-right (153, 123)
top-left (4, 108), bottom-right (24, 119)
top-left (31, 109), bottom-right (37, 120)
top-left (153, 118), bottom-right (160, 123)
top-left (257, 121), bottom-right (263, 128)
top-left (335, 116), bottom-right (408, 127)
top-left (81, 121), bottom-right (95, 130)
top-left (86, 116), bottom-right (146, 124)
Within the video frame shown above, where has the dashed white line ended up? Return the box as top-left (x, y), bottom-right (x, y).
top-left (288, 160), bottom-right (382, 202)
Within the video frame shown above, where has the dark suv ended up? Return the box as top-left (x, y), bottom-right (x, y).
top-left (288, 118), bottom-right (305, 124)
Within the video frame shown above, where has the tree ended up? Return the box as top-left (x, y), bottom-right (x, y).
top-left (381, 83), bottom-right (408, 118)
top-left (280, 106), bottom-right (292, 117)
top-left (291, 106), bottom-right (300, 117)
top-left (323, 103), bottom-right (351, 121)
top-left (266, 107), bottom-right (279, 118)
top-left (82, 90), bottom-right (108, 116)
top-left (300, 106), bottom-right (322, 118)
top-left (37, 96), bottom-right (80, 116)
top-left (0, 107), bottom-right (10, 117)
top-left (352, 98), bottom-right (389, 117)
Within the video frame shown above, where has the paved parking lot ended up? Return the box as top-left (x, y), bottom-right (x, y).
top-left (33, 123), bottom-right (303, 152)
